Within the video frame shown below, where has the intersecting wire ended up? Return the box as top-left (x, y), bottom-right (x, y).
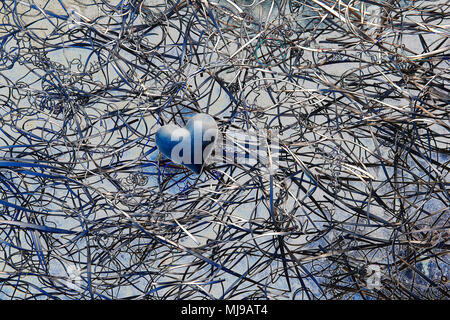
top-left (0, 0), bottom-right (448, 299)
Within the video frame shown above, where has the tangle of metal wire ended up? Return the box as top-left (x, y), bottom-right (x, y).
top-left (0, 0), bottom-right (449, 300)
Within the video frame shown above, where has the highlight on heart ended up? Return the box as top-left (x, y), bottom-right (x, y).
top-left (155, 113), bottom-right (219, 174)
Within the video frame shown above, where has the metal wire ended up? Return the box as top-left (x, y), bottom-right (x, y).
top-left (0, 0), bottom-right (448, 300)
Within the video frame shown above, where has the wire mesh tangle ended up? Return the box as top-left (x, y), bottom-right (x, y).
top-left (0, 0), bottom-right (449, 300)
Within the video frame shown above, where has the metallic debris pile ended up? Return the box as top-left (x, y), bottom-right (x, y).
top-left (0, 0), bottom-right (448, 299)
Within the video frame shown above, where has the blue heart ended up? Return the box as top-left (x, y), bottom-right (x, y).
top-left (155, 113), bottom-right (218, 174)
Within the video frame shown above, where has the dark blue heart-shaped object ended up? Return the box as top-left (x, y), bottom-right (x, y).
top-left (155, 113), bottom-right (218, 174)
